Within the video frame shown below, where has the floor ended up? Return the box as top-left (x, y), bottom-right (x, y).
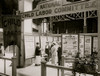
top-left (0, 53), bottom-right (93, 76)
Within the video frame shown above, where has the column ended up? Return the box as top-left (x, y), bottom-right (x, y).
top-left (50, 17), bottom-right (53, 33)
top-left (97, 0), bottom-right (100, 72)
top-left (83, 11), bottom-right (87, 33)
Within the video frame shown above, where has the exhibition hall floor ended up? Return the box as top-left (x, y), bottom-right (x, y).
top-left (0, 53), bottom-right (93, 76)
top-left (0, 53), bottom-right (61, 76)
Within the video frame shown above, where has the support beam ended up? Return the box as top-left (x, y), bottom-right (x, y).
top-left (18, 0), bottom-right (25, 68)
top-left (97, 0), bottom-right (100, 72)
top-left (83, 11), bottom-right (87, 33)
top-left (50, 17), bottom-right (53, 33)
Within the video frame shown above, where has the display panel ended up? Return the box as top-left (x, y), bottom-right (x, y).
top-left (34, 36), bottom-right (40, 43)
top-left (93, 37), bottom-right (98, 52)
top-left (62, 34), bottom-right (78, 57)
top-left (40, 36), bottom-right (47, 54)
top-left (47, 36), bottom-right (53, 45)
top-left (84, 36), bottom-right (92, 56)
top-left (25, 35), bottom-right (35, 58)
top-left (53, 37), bottom-right (58, 42)
top-left (79, 36), bottom-right (85, 57)
top-left (59, 37), bottom-right (61, 42)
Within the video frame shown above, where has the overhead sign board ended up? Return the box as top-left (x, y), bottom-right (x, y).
top-left (22, 0), bottom-right (97, 19)
top-left (2, 16), bottom-right (21, 49)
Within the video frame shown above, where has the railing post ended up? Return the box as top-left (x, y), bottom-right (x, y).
top-left (57, 68), bottom-right (59, 76)
top-left (61, 55), bottom-right (64, 76)
top-left (41, 61), bottom-right (46, 76)
top-left (4, 59), bottom-right (6, 74)
top-left (12, 56), bottom-right (16, 76)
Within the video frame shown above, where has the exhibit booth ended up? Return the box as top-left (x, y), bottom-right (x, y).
top-left (17, 0), bottom-right (100, 72)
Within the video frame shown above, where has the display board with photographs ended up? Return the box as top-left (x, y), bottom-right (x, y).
top-left (93, 37), bottom-right (98, 52)
top-left (34, 36), bottom-right (40, 44)
top-left (40, 36), bottom-right (47, 53)
top-left (84, 36), bottom-right (92, 56)
top-left (47, 36), bottom-right (53, 45)
top-left (62, 34), bottom-right (78, 57)
top-left (24, 35), bottom-right (35, 58)
top-left (59, 37), bottom-right (61, 42)
top-left (79, 36), bottom-right (85, 57)
top-left (53, 37), bottom-right (58, 42)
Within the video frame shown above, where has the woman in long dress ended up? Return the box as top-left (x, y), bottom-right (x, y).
top-left (51, 42), bottom-right (58, 65)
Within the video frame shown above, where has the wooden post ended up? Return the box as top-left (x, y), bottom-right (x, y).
top-left (41, 61), bottom-right (46, 76)
top-left (13, 45), bottom-right (15, 57)
top-left (50, 17), bottom-right (53, 33)
top-left (61, 55), bottom-right (64, 66)
top-left (12, 56), bottom-right (16, 76)
top-left (83, 11), bottom-right (87, 33)
top-left (20, 19), bottom-right (25, 67)
top-left (61, 55), bottom-right (64, 76)
top-left (57, 68), bottom-right (59, 76)
top-left (97, 0), bottom-right (100, 72)
top-left (4, 59), bottom-right (6, 74)
top-left (18, 0), bottom-right (25, 68)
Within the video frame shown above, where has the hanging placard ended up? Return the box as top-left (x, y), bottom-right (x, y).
top-left (2, 15), bottom-right (21, 49)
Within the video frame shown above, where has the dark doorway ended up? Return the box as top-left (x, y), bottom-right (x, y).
top-left (53, 19), bottom-right (83, 34)
top-left (87, 18), bottom-right (98, 33)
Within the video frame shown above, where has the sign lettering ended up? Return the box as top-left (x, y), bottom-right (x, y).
top-left (22, 0), bottom-right (97, 19)
top-left (2, 16), bottom-right (21, 49)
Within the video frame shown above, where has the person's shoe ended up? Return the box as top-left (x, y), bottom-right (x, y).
top-left (35, 64), bottom-right (38, 66)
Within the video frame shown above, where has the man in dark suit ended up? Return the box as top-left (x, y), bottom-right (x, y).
top-left (45, 41), bottom-right (51, 61)
top-left (57, 42), bottom-right (62, 65)
top-left (35, 42), bottom-right (41, 66)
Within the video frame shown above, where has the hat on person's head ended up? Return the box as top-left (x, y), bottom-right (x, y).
top-left (36, 42), bottom-right (39, 44)
top-left (53, 42), bottom-right (56, 45)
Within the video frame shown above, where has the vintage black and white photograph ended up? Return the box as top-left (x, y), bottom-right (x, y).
top-left (0, 0), bottom-right (100, 76)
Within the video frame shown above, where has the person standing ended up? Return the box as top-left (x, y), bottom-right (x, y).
top-left (34, 42), bottom-right (41, 66)
top-left (45, 41), bottom-right (51, 61)
top-left (51, 42), bottom-right (58, 65)
top-left (57, 42), bottom-right (62, 65)
top-left (0, 43), bottom-right (4, 56)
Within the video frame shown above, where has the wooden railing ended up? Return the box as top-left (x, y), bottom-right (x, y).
top-left (41, 55), bottom-right (100, 76)
top-left (41, 61), bottom-right (73, 76)
top-left (0, 56), bottom-right (16, 76)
